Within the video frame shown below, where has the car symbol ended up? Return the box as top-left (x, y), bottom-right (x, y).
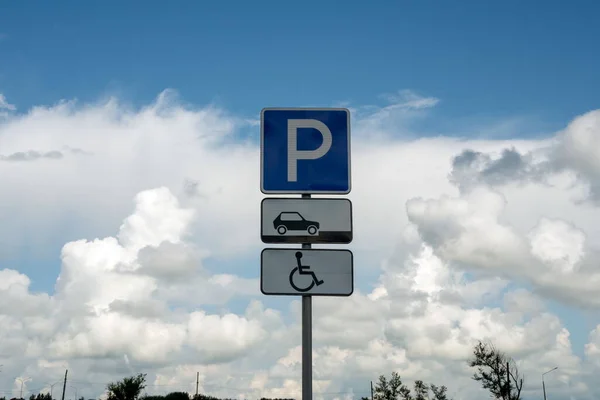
top-left (273, 212), bottom-right (320, 235)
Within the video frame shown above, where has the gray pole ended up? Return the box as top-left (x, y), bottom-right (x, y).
top-left (542, 379), bottom-right (547, 400)
top-left (506, 361), bottom-right (510, 398)
top-left (61, 369), bottom-right (68, 400)
top-left (196, 372), bottom-right (199, 397)
top-left (542, 366), bottom-right (557, 400)
top-left (302, 193), bottom-right (312, 400)
top-left (17, 377), bottom-right (31, 399)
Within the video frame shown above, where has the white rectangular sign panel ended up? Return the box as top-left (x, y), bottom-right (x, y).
top-left (261, 248), bottom-right (353, 296)
top-left (261, 198), bottom-right (352, 244)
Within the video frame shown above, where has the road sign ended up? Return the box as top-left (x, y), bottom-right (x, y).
top-left (261, 198), bottom-right (352, 244)
top-left (261, 248), bottom-right (353, 296)
top-left (260, 108), bottom-right (351, 194)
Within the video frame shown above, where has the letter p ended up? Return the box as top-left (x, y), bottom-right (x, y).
top-left (287, 119), bottom-right (332, 182)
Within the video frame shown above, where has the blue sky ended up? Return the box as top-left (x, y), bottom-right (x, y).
top-left (2, 3), bottom-right (600, 396)
top-left (1, 0), bottom-right (599, 133)
top-left (2, 0), bottom-right (600, 336)
top-left (1, 3), bottom-right (598, 281)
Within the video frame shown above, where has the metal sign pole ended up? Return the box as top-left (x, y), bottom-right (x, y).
top-left (301, 193), bottom-right (312, 400)
top-left (260, 108), bottom-right (352, 400)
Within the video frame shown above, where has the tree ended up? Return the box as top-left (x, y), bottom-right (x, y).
top-left (370, 373), bottom-right (453, 400)
top-left (29, 394), bottom-right (51, 400)
top-left (373, 372), bottom-right (410, 400)
top-left (258, 398), bottom-right (294, 400)
top-left (192, 395), bottom-right (226, 400)
top-left (106, 373), bottom-right (147, 400)
top-left (372, 372), bottom-right (414, 400)
top-left (164, 393), bottom-right (189, 400)
top-left (192, 396), bottom-right (220, 400)
top-left (469, 341), bottom-right (523, 400)
top-left (429, 385), bottom-right (449, 400)
top-left (398, 386), bottom-right (412, 400)
top-left (413, 380), bottom-right (428, 400)
top-left (373, 373), bottom-right (390, 400)
top-left (141, 396), bottom-right (165, 400)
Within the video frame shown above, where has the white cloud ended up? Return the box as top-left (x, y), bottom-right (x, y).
top-left (448, 109), bottom-right (600, 205)
top-left (2, 90), bottom-right (600, 399)
top-left (379, 89), bottom-right (440, 110)
top-left (0, 184), bottom-right (285, 398)
top-left (553, 110), bottom-right (600, 199)
top-left (0, 93), bottom-right (16, 111)
top-left (187, 310), bottom-right (267, 363)
top-left (503, 289), bottom-right (545, 315)
top-left (528, 218), bottom-right (586, 274)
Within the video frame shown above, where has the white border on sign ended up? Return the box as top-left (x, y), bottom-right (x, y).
top-left (260, 107), bottom-right (352, 194)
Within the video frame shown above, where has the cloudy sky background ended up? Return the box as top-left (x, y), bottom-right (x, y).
top-left (2, 2), bottom-right (600, 400)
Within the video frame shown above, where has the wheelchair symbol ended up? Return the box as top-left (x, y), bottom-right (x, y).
top-left (289, 251), bottom-right (324, 292)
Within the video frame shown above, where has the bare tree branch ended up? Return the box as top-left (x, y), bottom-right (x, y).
top-left (468, 340), bottom-right (524, 400)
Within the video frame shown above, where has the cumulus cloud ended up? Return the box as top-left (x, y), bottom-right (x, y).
top-left (448, 110), bottom-right (600, 205)
top-left (528, 218), bottom-right (586, 274)
top-left (0, 147), bottom-right (91, 162)
top-left (0, 93), bottom-right (15, 111)
top-left (0, 150), bottom-right (64, 161)
top-left (0, 185), bottom-right (285, 398)
top-left (2, 90), bottom-right (600, 399)
top-left (405, 185), bottom-right (600, 308)
top-left (449, 147), bottom-right (543, 191)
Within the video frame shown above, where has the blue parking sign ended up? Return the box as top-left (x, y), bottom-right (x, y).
top-left (260, 108), bottom-right (351, 194)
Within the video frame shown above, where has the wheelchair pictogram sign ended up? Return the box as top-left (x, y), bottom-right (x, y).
top-left (260, 248), bottom-right (353, 296)
top-left (289, 251), bottom-right (324, 292)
